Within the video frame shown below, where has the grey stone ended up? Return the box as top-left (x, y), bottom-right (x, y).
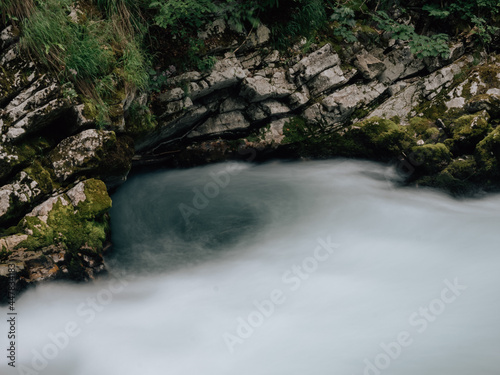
top-left (308, 65), bottom-right (347, 95)
top-left (0, 169), bottom-right (53, 223)
top-left (188, 111), bottom-right (250, 138)
top-left (220, 97), bottom-right (247, 113)
top-left (291, 44), bottom-right (341, 81)
top-left (322, 82), bottom-right (386, 115)
top-left (378, 46), bottom-right (425, 84)
top-left (241, 71), bottom-right (294, 102)
top-left (51, 129), bottom-right (116, 181)
top-left (260, 100), bottom-right (290, 117)
top-left (354, 52), bottom-right (386, 80)
top-left (158, 88), bottom-right (185, 103)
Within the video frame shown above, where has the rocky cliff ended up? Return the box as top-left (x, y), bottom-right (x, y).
top-left (1, 15), bottom-right (500, 300)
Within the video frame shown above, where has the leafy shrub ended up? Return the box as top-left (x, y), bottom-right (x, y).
top-left (373, 10), bottom-right (449, 58)
top-left (330, 5), bottom-right (357, 43)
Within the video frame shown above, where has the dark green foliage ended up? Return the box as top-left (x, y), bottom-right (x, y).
top-left (330, 6), bottom-right (357, 43)
top-left (373, 10), bottom-right (450, 58)
top-left (421, 0), bottom-right (500, 45)
top-left (20, 0), bottom-right (149, 127)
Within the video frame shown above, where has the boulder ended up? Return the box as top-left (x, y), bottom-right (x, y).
top-left (50, 129), bottom-right (118, 182)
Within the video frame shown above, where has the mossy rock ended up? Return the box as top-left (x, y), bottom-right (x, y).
top-left (17, 179), bottom-right (111, 252)
top-left (342, 117), bottom-right (415, 160)
top-left (0, 137), bottom-right (52, 183)
top-left (465, 94), bottom-right (500, 119)
top-left (416, 158), bottom-right (478, 196)
top-left (411, 143), bottom-right (452, 175)
top-left (282, 116), bottom-right (415, 160)
top-left (475, 126), bottom-right (500, 184)
top-left (50, 129), bottom-right (132, 185)
top-left (24, 160), bottom-right (55, 195)
top-left (444, 113), bottom-right (491, 155)
top-left (407, 117), bottom-right (440, 143)
top-left (125, 102), bottom-right (157, 136)
top-left (477, 64), bottom-right (500, 88)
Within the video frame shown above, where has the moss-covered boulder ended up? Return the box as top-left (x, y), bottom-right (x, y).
top-left (416, 158), bottom-right (478, 196)
top-left (17, 179), bottom-right (111, 252)
top-left (475, 126), bottom-right (500, 184)
top-left (411, 143), bottom-right (452, 175)
top-left (342, 117), bottom-right (415, 160)
top-left (444, 113), bottom-right (491, 155)
top-left (465, 94), bottom-right (500, 119)
top-left (0, 178), bottom-right (112, 301)
top-left (407, 117), bottom-right (441, 144)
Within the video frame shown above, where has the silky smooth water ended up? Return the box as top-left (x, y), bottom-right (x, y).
top-left (2, 160), bottom-right (500, 375)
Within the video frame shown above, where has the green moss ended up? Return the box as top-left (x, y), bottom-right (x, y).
top-left (390, 115), bottom-right (401, 125)
top-left (25, 160), bottom-right (54, 194)
top-left (282, 117), bottom-right (310, 144)
top-left (341, 117), bottom-right (414, 160)
top-left (16, 216), bottom-right (54, 251)
top-left (0, 138), bottom-right (52, 183)
top-left (477, 64), bottom-right (500, 87)
top-left (351, 107), bottom-right (370, 120)
top-left (16, 179), bottom-right (111, 252)
top-left (475, 126), bottom-right (500, 183)
top-left (444, 113), bottom-right (491, 155)
top-left (411, 143), bottom-right (452, 175)
top-left (125, 102), bottom-right (157, 136)
top-left (416, 158), bottom-right (478, 196)
top-left (418, 100), bottom-right (448, 121)
top-left (407, 117), bottom-right (440, 143)
top-left (77, 179), bottom-right (112, 220)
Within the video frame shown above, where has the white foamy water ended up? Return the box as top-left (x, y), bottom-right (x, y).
top-left (2, 159), bottom-right (500, 375)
